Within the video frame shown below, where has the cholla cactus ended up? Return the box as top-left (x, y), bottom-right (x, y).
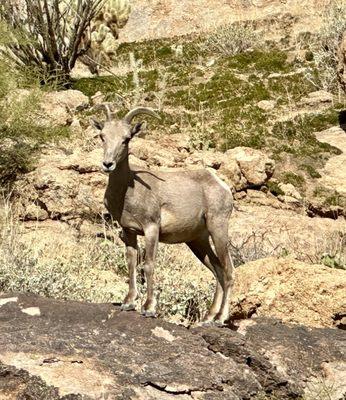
top-left (84, 0), bottom-right (131, 72)
top-left (103, 0), bottom-right (131, 28)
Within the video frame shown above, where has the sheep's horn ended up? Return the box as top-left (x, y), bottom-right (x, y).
top-left (124, 107), bottom-right (160, 124)
top-left (101, 104), bottom-right (112, 121)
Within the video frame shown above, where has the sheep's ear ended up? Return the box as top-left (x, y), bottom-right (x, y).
top-left (130, 121), bottom-right (147, 138)
top-left (91, 118), bottom-right (104, 131)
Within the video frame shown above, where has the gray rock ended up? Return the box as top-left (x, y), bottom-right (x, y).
top-left (0, 293), bottom-right (344, 399)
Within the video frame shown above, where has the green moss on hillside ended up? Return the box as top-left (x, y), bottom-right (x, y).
top-left (281, 172), bottom-right (305, 187)
top-left (72, 34), bottom-right (344, 176)
top-left (271, 109), bottom-right (341, 157)
top-left (221, 49), bottom-right (290, 73)
top-left (72, 75), bottom-right (133, 99)
top-left (267, 73), bottom-right (316, 104)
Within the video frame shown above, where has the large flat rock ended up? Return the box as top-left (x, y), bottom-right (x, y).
top-left (0, 293), bottom-right (345, 399)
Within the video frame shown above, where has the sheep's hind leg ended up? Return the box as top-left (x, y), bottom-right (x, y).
top-left (141, 224), bottom-right (159, 317)
top-left (121, 229), bottom-right (138, 311)
top-left (187, 235), bottom-right (224, 324)
top-left (207, 216), bottom-right (234, 325)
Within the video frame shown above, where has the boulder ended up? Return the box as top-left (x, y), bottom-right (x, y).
top-left (230, 257), bottom-right (346, 328)
top-left (91, 91), bottom-right (106, 106)
top-left (185, 150), bottom-right (224, 169)
top-left (225, 147), bottom-right (275, 186)
top-left (278, 183), bottom-right (302, 200)
top-left (0, 292), bottom-right (345, 399)
top-left (185, 147), bottom-right (275, 191)
top-left (315, 126), bottom-right (346, 197)
top-left (245, 189), bottom-right (284, 208)
top-left (130, 138), bottom-right (187, 168)
top-left (219, 157), bottom-right (246, 190)
top-left (41, 90), bottom-right (89, 126)
top-left (14, 147), bottom-right (105, 223)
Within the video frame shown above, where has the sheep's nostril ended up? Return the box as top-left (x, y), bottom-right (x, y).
top-left (103, 161), bottom-right (114, 169)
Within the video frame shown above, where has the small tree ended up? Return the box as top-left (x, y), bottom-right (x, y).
top-left (0, 0), bottom-right (105, 83)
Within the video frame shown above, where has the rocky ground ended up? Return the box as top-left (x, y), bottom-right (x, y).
top-left (0, 293), bottom-right (345, 400)
top-left (0, 1), bottom-right (346, 398)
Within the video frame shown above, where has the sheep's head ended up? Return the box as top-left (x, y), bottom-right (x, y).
top-left (92, 107), bottom-right (159, 173)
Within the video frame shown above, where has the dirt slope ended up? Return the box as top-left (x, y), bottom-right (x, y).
top-left (120, 0), bottom-right (328, 42)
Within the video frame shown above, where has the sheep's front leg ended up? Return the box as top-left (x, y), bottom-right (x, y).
top-left (141, 223), bottom-right (159, 317)
top-left (121, 229), bottom-right (138, 311)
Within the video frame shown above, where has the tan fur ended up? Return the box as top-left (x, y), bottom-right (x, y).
top-left (93, 108), bottom-right (234, 323)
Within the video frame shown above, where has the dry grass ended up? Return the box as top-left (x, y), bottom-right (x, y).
top-left (2, 192), bottom-right (344, 328)
top-left (0, 196), bottom-right (129, 303)
top-left (306, 0), bottom-right (346, 93)
top-left (0, 195), bottom-right (213, 324)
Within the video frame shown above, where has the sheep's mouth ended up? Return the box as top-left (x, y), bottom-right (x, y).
top-left (102, 164), bottom-right (116, 173)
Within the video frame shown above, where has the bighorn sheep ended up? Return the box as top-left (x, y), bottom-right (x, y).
top-left (93, 107), bottom-right (234, 324)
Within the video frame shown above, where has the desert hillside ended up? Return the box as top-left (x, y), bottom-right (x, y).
top-left (0, 0), bottom-right (345, 398)
top-left (120, 0), bottom-right (328, 42)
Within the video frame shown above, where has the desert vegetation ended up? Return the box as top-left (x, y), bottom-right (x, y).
top-left (0, 0), bottom-right (345, 329)
top-left (0, 3), bottom-right (345, 398)
top-left (0, 0), bottom-right (131, 186)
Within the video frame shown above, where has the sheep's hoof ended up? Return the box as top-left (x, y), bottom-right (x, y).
top-left (213, 320), bottom-right (227, 327)
top-left (141, 310), bottom-right (157, 318)
top-left (121, 303), bottom-right (136, 311)
top-left (196, 320), bottom-right (215, 327)
top-left (197, 316), bottom-right (227, 327)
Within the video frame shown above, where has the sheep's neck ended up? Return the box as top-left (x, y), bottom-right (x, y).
top-left (105, 156), bottom-right (132, 220)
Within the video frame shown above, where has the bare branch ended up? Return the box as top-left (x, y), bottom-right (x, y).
top-left (0, 0), bottom-right (107, 82)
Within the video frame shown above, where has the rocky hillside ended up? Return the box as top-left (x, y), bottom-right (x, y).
top-left (0, 293), bottom-right (345, 399)
top-left (73, 17), bottom-right (345, 219)
top-left (11, 13), bottom-right (346, 258)
top-left (120, 0), bottom-right (326, 43)
top-left (0, 0), bottom-right (344, 324)
top-left (0, 2), bottom-right (346, 399)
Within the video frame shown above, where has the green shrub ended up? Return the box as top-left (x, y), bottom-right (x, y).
top-left (0, 60), bottom-right (69, 187)
top-left (271, 109), bottom-right (340, 157)
top-left (281, 172), bottom-right (305, 188)
top-left (300, 164), bottom-right (322, 179)
top-left (200, 22), bottom-right (258, 56)
top-left (267, 181), bottom-right (285, 196)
